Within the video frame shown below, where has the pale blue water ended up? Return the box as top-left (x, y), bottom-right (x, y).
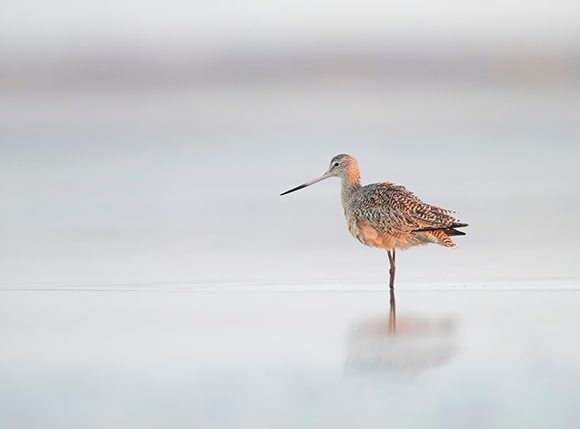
top-left (1, 112), bottom-right (579, 286)
top-left (1, 84), bottom-right (579, 428)
top-left (1, 285), bottom-right (580, 429)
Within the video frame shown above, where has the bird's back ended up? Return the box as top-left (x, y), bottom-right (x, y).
top-left (343, 182), bottom-right (466, 250)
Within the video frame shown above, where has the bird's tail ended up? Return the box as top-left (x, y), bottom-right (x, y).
top-left (415, 222), bottom-right (468, 247)
top-left (444, 228), bottom-right (466, 236)
top-left (417, 222), bottom-right (468, 235)
top-left (427, 230), bottom-right (458, 248)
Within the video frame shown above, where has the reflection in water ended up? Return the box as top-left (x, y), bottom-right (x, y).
top-left (345, 290), bottom-right (456, 374)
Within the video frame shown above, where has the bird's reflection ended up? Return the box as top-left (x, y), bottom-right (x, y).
top-left (345, 290), bottom-right (456, 375)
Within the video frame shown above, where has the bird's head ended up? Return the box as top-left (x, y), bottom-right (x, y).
top-left (327, 154), bottom-right (359, 179)
top-left (280, 154), bottom-right (360, 196)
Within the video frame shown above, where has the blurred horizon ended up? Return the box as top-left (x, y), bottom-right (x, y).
top-left (2, 41), bottom-right (579, 89)
top-left (2, 0), bottom-right (580, 88)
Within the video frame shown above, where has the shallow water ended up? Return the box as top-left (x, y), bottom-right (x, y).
top-left (1, 79), bottom-right (579, 428)
top-left (1, 86), bottom-right (580, 286)
top-left (1, 283), bottom-right (579, 428)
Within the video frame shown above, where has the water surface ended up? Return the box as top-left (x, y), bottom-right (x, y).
top-left (1, 283), bottom-right (579, 428)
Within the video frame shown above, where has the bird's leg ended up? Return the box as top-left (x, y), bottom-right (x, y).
top-left (391, 248), bottom-right (397, 289)
top-left (387, 249), bottom-right (396, 290)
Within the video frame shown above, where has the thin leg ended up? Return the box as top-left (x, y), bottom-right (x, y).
top-left (387, 248), bottom-right (396, 290)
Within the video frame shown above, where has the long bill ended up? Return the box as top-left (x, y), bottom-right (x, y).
top-left (280, 172), bottom-right (332, 196)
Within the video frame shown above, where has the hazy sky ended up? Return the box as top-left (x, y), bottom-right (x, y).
top-left (2, 0), bottom-right (580, 50)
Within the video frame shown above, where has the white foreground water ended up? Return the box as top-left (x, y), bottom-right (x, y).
top-left (1, 283), bottom-right (580, 429)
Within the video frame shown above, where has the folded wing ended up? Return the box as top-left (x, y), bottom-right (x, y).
top-left (353, 183), bottom-right (468, 237)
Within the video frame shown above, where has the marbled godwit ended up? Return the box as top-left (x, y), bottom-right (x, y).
top-left (280, 154), bottom-right (467, 289)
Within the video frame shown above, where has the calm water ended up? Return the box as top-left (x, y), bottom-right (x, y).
top-left (1, 284), bottom-right (580, 428)
top-left (1, 84), bottom-right (579, 427)
top-left (1, 86), bottom-right (580, 287)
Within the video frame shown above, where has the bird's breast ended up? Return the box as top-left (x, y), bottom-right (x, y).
top-left (345, 211), bottom-right (393, 249)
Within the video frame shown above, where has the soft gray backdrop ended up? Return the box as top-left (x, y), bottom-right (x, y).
top-left (1, 0), bottom-right (579, 287)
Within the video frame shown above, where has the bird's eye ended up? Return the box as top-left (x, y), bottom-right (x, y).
top-left (334, 162), bottom-right (339, 167)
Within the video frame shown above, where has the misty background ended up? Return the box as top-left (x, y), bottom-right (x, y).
top-left (1, 0), bottom-right (579, 287)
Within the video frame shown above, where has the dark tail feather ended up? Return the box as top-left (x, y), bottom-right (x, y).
top-left (451, 222), bottom-right (468, 229)
top-left (415, 222), bottom-right (468, 236)
top-left (444, 228), bottom-right (466, 236)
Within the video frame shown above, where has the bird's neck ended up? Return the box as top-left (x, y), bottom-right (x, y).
top-left (341, 169), bottom-right (361, 202)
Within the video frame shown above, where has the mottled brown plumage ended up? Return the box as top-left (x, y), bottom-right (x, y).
top-left (345, 181), bottom-right (465, 249)
top-left (281, 154), bottom-right (468, 288)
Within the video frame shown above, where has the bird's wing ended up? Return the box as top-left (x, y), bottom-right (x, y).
top-left (353, 183), bottom-right (462, 235)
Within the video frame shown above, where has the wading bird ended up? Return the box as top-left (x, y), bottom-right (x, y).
top-left (280, 154), bottom-right (467, 289)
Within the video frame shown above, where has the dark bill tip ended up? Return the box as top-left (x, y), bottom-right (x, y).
top-left (280, 183), bottom-right (307, 196)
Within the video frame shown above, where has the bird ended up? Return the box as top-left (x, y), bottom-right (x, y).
top-left (280, 154), bottom-right (467, 289)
